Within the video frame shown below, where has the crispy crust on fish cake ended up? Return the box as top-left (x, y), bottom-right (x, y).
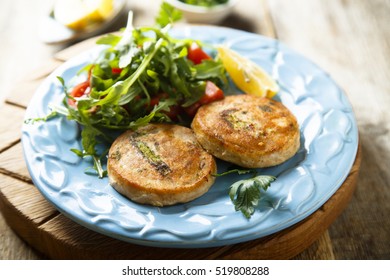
top-left (191, 95), bottom-right (300, 168)
top-left (107, 124), bottom-right (216, 206)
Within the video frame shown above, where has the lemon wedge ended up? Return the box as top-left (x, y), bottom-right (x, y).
top-left (217, 45), bottom-right (279, 98)
top-left (54, 0), bottom-right (113, 31)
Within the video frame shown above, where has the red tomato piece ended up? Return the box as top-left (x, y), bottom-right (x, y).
top-left (148, 93), bottom-right (181, 120)
top-left (199, 81), bottom-right (224, 105)
top-left (149, 96), bottom-right (160, 107)
top-left (183, 102), bottom-right (201, 118)
top-left (164, 105), bottom-right (182, 121)
top-left (183, 81), bottom-right (224, 117)
top-left (112, 67), bottom-right (122, 75)
top-left (187, 42), bottom-right (212, 65)
top-left (68, 81), bottom-right (90, 107)
top-left (149, 93), bottom-right (169, 108)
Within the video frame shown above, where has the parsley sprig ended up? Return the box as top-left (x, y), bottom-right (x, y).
top-left (229, 175), bottom-right (276, 218)
top-left (214, 169), bottom-right (276, 218)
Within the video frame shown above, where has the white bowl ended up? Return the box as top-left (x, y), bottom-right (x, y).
top-left (165, 0), bottom-right (237, 24)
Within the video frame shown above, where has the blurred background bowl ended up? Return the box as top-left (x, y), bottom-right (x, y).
top-left (165, 0), bottom-right (238, 24)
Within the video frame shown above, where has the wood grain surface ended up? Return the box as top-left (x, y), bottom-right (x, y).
top-left (0, 0), bottom-right (389, 260)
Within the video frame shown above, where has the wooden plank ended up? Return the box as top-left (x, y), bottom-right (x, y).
top-left (0, 142), bottom-right (31, 182)
top-left (6, 78), bottom-right (43, 109)
top-left (292, 231), bottom-right (335, 260)
top-left (6, 59), bottom-right (63, 109)
top-left (0, 0), bottom-right (62, 105)
top-left (54, 37), bottom-right (99, 62)
top-left (324, 1), bottom-right (390, 259)
top-left (268, 0), bottom-right (390, 120)
top-left (329, 142), bottom-right (390, 259)
top-left (268, 0), bottom-right (390, 259)
top-left (0, 174), bottom-right (57, 225)
top-left (0, 212), bottom-right (41, 260)
top-left (0, 104), bottom-right (25, 152)
top-left (0, 174), bottom-right (59, 259)
top-left (37, 214), bottom-right (230, 260)
top-left (23, 59), bottom-right (63, 82)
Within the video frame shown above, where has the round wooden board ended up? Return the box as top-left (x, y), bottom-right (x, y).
top-left (0, 144), bottom-right (361, 259)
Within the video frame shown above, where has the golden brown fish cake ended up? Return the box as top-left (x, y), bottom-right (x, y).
top-left (191, 94), bottom-right (300, 168)
top-left (107, 124), bottom-right (216, 206)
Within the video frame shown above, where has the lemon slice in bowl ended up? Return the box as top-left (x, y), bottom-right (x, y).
top-left (217, 45), bottom-right (279, 98)
top-left (54, 0), bottom-right (113, 31)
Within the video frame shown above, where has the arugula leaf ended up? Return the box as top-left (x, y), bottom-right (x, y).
top-left (129, 99), bottom-right (176, 129)
top-left (56, 76), bottom-right (66, 89)
top-left (118, 43), bottom-right (140, 68)
top-left (156, 2), bottom-right (182, 27)
top-left (69, 126), bottom-right (107, 178)
top-left (24, 110), bottom-right (58, 124)
top-left (193, 59), bottom-right (225, 80)
top-left (115, 11), bottom-right (135, 50)
top-left (80, 126), bottom-right (99, 156)
top-left (229, 175), bottom-right (276, 218)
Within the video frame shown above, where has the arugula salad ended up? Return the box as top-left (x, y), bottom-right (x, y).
top-left (52, 7), bottom-right (227, 178)
top-left (31, 3), bottom-right (275, 218)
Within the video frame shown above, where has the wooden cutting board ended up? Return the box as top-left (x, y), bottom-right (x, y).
top-left (0, 38), bottom-right (361, 260)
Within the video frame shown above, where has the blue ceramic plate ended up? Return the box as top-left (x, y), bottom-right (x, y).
top-left (22, 26), bottom-right (358, 248)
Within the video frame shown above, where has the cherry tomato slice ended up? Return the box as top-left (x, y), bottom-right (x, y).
top-left (199, 81), bottom-right (224, 105)
top-left (68, 81), bottom-right (90, 107)
top-left (164, 105), bottom-right (182, 121)
top-left (112, 67), bottom-right (122, 75)
top-left (184, 81), bottom-right (224, 117)
top-left (149, 93), bottom-right (169, 107)
top-left (187, 42), bottom-right (212, 65)
top-left (148, 93), bottom-right (181, 120)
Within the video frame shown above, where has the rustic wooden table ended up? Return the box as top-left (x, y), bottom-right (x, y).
top-left (0, 0), bottom-right (388, 259)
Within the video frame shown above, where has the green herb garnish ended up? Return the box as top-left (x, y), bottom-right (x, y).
top-left (214, 169), bottom-right (276, 218)
top-left (229, 175), bottom-right (276, 218)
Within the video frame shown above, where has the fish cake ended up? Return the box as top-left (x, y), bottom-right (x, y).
top-left (191, 94), bottom-right (300, 168)
top-left (107, 124), bottom-right (216, 206)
